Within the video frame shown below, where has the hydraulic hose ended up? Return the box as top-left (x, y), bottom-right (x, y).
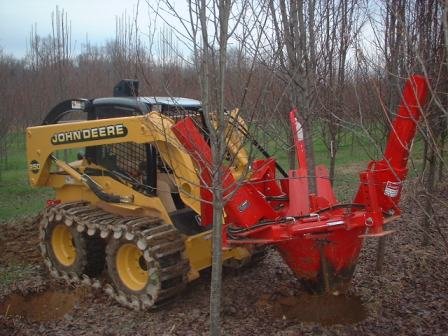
top-left (50, 155), bottom-right (133, 204)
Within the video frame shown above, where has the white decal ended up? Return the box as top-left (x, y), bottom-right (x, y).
top-left (295, 118), bottom-right (304, 141)
top-left (65, 176), bottom-right (75, 185)
top-left (71, 100), bottom-right (85, 109)
top-left (384, 181), bottom-right (401, 198)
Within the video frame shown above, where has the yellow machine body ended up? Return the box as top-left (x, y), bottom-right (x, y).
top-left (27, 111), bottom-right (251, 282)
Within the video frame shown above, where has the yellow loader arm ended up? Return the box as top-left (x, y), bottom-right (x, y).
top-left (26, 112), bottom-right (203, 213)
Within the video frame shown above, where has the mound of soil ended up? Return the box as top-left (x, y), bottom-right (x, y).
top-left (0, 187), bottom-right (447, 335)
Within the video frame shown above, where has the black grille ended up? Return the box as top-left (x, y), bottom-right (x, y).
top-left (161, 107), bottom-right (199, 118)
top-left (99, 142), bottom-right (147, 178)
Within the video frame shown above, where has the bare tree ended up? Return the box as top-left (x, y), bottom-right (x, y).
top-left (267, 0), bottom-right (320, 192)
top-left (194, 1), bottom-right (233, 334)
top-left (316, 0), bottom-right (365, 182)
top-left (0, 49), bottom-right (18, 177)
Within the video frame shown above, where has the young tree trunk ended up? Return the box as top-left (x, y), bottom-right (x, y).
top-left (329, 140), bottom-right (337, 185)
top-left (437, 123), bottom-right (447, 182)
top-left (209, 161), bottom-right (224, 335)
top-left (422, 145), bottom-right (437, 245)
top-left (204, 1), bottom-right (231, 335)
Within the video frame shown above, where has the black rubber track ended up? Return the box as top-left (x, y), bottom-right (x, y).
top-left (39, 201), bottom-right (190, 310)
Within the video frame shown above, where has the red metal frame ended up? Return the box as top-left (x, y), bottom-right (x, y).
top-left (172, 75), bottom-right (429, 292)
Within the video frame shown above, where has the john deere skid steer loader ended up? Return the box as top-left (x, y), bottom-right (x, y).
top-left (27, 80), bottom-right (256, 309)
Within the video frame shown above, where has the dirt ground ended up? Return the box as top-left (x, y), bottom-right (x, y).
top-left (0, 187), bottom-right (447, 336)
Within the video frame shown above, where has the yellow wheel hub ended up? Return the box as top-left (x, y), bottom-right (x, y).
top-left (51, 224), bottom-right (76, 266)
top-left (116, 243), bottom-right (149, 291)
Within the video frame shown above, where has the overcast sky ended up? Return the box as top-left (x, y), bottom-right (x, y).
top-left (0, 0), bottom-right (145, 58)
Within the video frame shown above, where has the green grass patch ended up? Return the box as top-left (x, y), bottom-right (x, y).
top-left (0, 133), bottom-right (54, 220)
top-left (0, 263), bottom-right (38, 288)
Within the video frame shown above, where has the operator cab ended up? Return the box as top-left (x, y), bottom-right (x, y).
top-left (42, 79), bottom-right (204, 221)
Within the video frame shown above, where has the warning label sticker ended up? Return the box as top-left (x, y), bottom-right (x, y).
top-left (384, 181), bottom-right (401, 198)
